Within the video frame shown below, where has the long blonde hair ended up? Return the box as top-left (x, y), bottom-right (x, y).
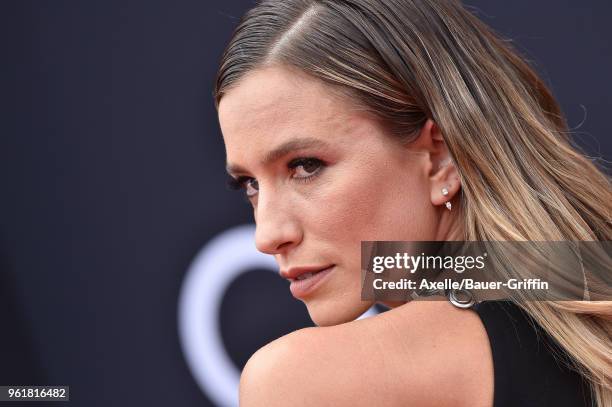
top-left (214, 0), bottom-right (612, 404)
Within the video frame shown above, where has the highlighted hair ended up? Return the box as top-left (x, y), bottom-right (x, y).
top-left (215, 1), bottom-right (612, 404)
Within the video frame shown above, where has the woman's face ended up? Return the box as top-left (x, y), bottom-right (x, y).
top-left (219, 65), bottom-right (452, 326)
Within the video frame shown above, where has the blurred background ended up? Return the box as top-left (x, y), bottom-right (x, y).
top-left (1, 1), bottom-right (610, 406)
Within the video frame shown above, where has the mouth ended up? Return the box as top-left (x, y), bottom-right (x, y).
top-left (291, 269), bottom-right (328, 282)
top-left (286, 265), bottom-right (335, 299)
top-left (281, 264), bottom-right (335, 281)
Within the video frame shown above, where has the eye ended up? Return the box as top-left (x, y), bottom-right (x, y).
top-left (226, 176), bottom-right (259, 198)
top-left (288, 157), bottom-right (325, 181)
top-left (225, 157), bottom-right (325, 201)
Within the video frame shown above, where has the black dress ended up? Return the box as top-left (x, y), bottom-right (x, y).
top-left (473, 301), bottom-right (594, 407)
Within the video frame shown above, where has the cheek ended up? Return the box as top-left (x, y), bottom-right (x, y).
top-left (309, 161), bottom-right (436, 242)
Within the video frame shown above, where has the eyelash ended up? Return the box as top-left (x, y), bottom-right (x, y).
top-left (226, 157), bottom-right (326, 199)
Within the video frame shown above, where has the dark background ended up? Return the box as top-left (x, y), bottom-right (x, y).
top-left (1, 1), bottom-right (610, 406)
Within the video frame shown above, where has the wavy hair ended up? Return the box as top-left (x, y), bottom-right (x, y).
top-left (214, 1), bottom-right (612, 404)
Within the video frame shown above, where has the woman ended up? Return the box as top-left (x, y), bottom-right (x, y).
top-left (214, 0), bottom-right (611, 406)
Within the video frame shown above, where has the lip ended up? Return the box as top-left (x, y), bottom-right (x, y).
top-left (280, 265), bottom-right (335, 299)
top-left (280, 264), bottom-right (335, 280)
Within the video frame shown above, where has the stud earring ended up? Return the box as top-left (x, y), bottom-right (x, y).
top-left (441, 186), bottom-right (451, 211)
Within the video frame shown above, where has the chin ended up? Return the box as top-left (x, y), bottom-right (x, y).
top-left (305, 299), bottom-right (374, 327)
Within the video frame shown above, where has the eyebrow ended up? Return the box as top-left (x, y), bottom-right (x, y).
top-left (225, 137), bottom-right (330, 175)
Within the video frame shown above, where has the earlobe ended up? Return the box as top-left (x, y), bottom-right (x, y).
top-left (431, 176), bottom-right (461, 208)
top-left (428, 145), bottom-right (461, 208)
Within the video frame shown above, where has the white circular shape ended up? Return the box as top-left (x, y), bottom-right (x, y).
top-left (177, 224), bottom-right (380, 406)
top-left (178, 224), bottom-right (277, 407)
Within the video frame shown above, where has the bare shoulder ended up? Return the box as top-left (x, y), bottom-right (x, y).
top-left (239, 300), bottom-right (493, 407)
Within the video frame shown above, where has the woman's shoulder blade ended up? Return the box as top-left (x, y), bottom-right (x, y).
top-left (239, 300), bottom-right (493, 407)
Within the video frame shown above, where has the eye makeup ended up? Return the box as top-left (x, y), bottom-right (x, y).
top-left (226, 156), bottom-right (327, 199)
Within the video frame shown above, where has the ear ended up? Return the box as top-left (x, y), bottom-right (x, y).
top-left (413, 119), bottom-right (461, 208)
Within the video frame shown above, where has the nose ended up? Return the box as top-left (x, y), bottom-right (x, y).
top-left (254, 192), bottom-right (302, 255)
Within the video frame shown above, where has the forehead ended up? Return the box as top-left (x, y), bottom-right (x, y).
top-left (218, 65), bottom-right (374, 167)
